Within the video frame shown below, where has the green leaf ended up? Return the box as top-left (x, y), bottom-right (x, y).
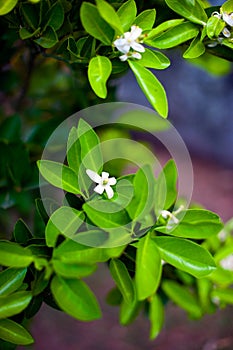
top-left (134, 9), bottom-right (156, 30)
top-left (0, 115), bottom-right (21, 142)
top-left (106, 287), bottom-right (122, 306)
top-left (165, 0), bottom-right (208, 25)
top-left (119, 293), bottom-right (142, 325)
top-left (147, 19), bottom-right (185, 39)
top-left (13, 219), bottom-right (32, 244)
top-left (45, 206), bottom-right (84, 247)
top-left (211, 288), bottom-right (233, 304)
top-left (117, 0), bottom-right (137, 31)
top-left (221, 0), bottom-right (233, 13)
top-left (53, 260), bottom-right (97, 278)
top-left (45, 0), bottom-right (64, 31)
top-left (149, 294), bottom-right (164, 340)
top-left (34, 26), bottom-right (58, 48)
top-left (153, 237), bottom-right (216, 278)
top-left (37, 160), bottom-right (81, 195)
top-left (51, 276), bottom-right (101, 321)
top-left (96, 0), bottom-right (123, 33)
top-left (0, 0), bottom-right (18, 15)
top-left (0, 268), bottom-right (27, 297)
top-left (155, 159), bottom-right (177, 213)
top-left (127, 164), bottom-right (155, 221)
top-left (0, 291), bottom-right (32, 319)
top-left (67, 127), bottom-right (81, 174)
top-left (88, 56), bottom-right (112, 98)
top-left (206, 16), bottom-right (225, 39)
top-left (128, 61), bottom-right (168, 118)
top-left (109, 259), bottom-right (134, 303)
top-left (0, 319), bottom-right (34, 345)
top-left (162, 280), bottom-right (202, 318)
top-left (156, 209), bottom-right (223, 239)
top-left (80, 2), bottom-right (114, 45)
top-left (20, 2), bottom-right (38, 30)
top-left (135, 234), bottom-right (162, 300)
top-left (146, 22), bottom-right (199, 49)
top-left (19, 27), bottom-right (41, 40)
top-left (0, 241), bottom-right (33, 268)
top-left (183, 35), bottom-right (205, 59)
top-left (138, 48), bottom-right (170, 70)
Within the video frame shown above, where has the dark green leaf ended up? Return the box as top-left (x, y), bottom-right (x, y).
top-left (120, 288), bottom-right (142, 325)
top-left (0, 116), bottom-right (21, 142)
top-left (45, 0), bottom-right (64, 31)
top-left (13, 219), bottom-right (32, 244)
top-left (34, 26), bottom-right (58, 49)
top-left (0, 319), bottom-right (34, 345)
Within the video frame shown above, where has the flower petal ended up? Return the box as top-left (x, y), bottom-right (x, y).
top-left (94, 184), bottom-right (105, 194)
top-left (119, 54), bottom-right (128, 61)
top-left (108, 177), bottom-right (117, 185)
top-left (131, 52), bottom-right (142, 60)
top-left (105, 185), bottom-right (114, 199)
top-left (130, 26), bottom-right (142, 40)
top-left (222, 27), bottom-right (231, 37)
top-left (86, 169), bottom-right (102, 183)
top-left (101, 171), bottom-right (109, 178)
top-left (131, 42), bottom-right (145, 52)
top-left (223, 12), bottom-right (233, 27)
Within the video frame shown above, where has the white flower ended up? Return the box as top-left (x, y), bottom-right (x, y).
top-left (219, 254), bottom-right (233, 271)
top-left (113, 25), bottom-right (145, 55)
top-left (222, 27), bottom-right (231, 37)
top-left (119, 51), bottom-right (142, 61)
top-left (222, 12), bottom-right (233, 27)
top-left (86, 169), bottom-right (117, 199)
top-left (160, 205), bottom-right (184, 228)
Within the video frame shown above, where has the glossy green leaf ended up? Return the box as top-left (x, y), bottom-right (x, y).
top-left (88, 56), bottom-right (112, 98)
top-left (183, 35), bottom-right (205, 59)
top-left (206, 16), bottom-right (225, 39)
top-left (221, 0), bottom-right (233, 13)
top-left (80, 2), bottom-right (114, 45)
top-left (96, 0), bottom-right (123, 33)
top-left (138, 48), bottom-right (170, 70)
top-left (0, 291), bottom-right (32, 319)
top-left (211, 288), bottom-right (233, 304)
top-left (153, 237), bottom-right (216, 278)
top-left (129, 61), bottom-right (168, 118)
top-left (120, 298), bottom-right (142, 325)
top-left (149, 294), bottom-right (164, 340)
top-left (0, 319), bottom-right (34, 345)
top-left (13, 219), bottom-right (32, 244)
top-left (117, 0), bottom-right (137, 31)
top-left (37, 160), bottom-right (81, 195)
top-left (135, 234), bottom-right (162, 300)
top-left (162, 280), bottom-right (202, 318)
top-left (45, 206), bottom-right (84, 247)
top-left (146, 22), bottom-right (199, 49)
top-left (46, 0), bottom-right (64, 31)
top-left (66, 127), bottom-right (81, 175)
top-left (165, 0), bottom-right (208, 25)
top-left (134, 9), bottom-right (156, 30)
top-left (0, 0), bottom-right (18, 15)
top-left (0, 241), bottom-right (33, 268)
top-left (156, 209), bottom-right (223, 239)
top-left (0, 268), bottom-right (27, 297)
top-left (53, 260), bottom-right (97, 278)
top-left (51, 276), bottom-right (101, 321)
top-left (34, 26), bottom-right (58, 48)
top-left (147, 19), bottom-right (185, 39)
top-left (110, 259), bottom-right (134, 303)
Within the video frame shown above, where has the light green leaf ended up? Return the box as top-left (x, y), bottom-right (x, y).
top-left (0, 0), bottom-right (18, 15)
top-left (80, 2), bottom-right (114, 45)
top-left (147, 19), bottom-right (185, 39)
top-left (134, 9), bottom-right (156, 30)
top-left (117, 0), bottom-right (137, 31)
top-left (211, 288), bottom-right (233, 304)
top-left (0, 291), bottom-right (32, 319)
top-left (146, 22), bottom-right (199, 49)
top-left (110, 259), bottom-right (134, 303)
top-left (165, 0), bottom-right (208, 25)
top-left (37, 160), bottom-right (81, 195)
top-left (0, 268), bottom-right (27, 297)
top-left (156, 209), bottom-right (223, 239)
top-left (183, 35), bottom-right (205, 59)
top-left (0, 319), bottom-right (34, 345)
top-left (162, 280), bottom-right (202, 318)
top-left (66, 126), bottom-right (81, 174)
top-left (135, 234), bottom-right (162, 300)
top-left (96, 0), bottom-right (123, 33)
top-left (53, 260), bottom-right (97, 278)
top-left (149, 294), bottom-right (164, 340)
top-left (120, 293), bottom-right (142, 325)
top-left (88, 56), bottom-right (112, 98)
top-left (206, 16), bottom-right (225, 39)
top-left (153, 237), bottom-right (216, 278)
top-left (128, 61), bottom-right (168, 118)
top-left (51, 276), bottom-right (101, 321)
top-left (138, 48), bottom-right (170, 70)
top-left (0, 241), bottom-right (33, 268)
top-left (34, 26), bottom-right (58, 48)
top-left (221, 0), bottom-right (233, 13)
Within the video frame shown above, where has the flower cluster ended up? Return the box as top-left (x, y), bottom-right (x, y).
top-left (113, 25), bottom-right (145, 61)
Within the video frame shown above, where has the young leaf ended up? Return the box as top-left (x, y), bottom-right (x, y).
top-left (165, 0), bottom-right (208, 25)
top-left (117, 0), bottom-right (137, 31)
top-left (53, 260), bottom-right (97, 279)
top-left (0, 268), bottom-right (27, 297)
top-left (128, 61), bottom-right (168, 118)
top-left (135, 234), bottom-right (162, 300)
top-left (96, 0), bottom-right (123, 33)
top-left (0, 319), bottom-right (34, 345)
top-left (0, 291), bottom-right (32, 319)
top-left (162, 280), bottom-right (202, 318)
top-left (109, 259), bottom-right (134, 303)
top-left (153, 236), bottom-right (216, 278)
top-left (134, 9), bottom-right (156, 30)
top-left (138, 49), bottom-right (170, 70)
top-left (0, 241), bottom-right (33, 268)
top-left (37, 160), bottom-right (82, 195)
top-left (0, 0), bottom-right (18, 15)
top-left (149, 294), bottom-right (164, 340)
top-left (88, 56), bottom-right (112, 98)
top-left (80, 2), bottom-right (115, 45)
top-left (183, 35), bottom-right (205, 59)
top-left (51, 276), bottom-right (102, 321)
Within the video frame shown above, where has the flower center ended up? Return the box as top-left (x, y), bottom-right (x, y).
top-left (102, 179), bottom-right (109, 185)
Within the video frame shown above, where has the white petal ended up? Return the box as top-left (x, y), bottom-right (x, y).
top-left (94, 184), bottom-right (105, 194)
top-left (119, 54), bottom-right (128, 61)
top-left (86, 169), bottom-right (101, 183)
top-left (223, 12), bottom-right (233, 26)
top-left (108, 177), bottom-right (117, 185)
top-left (222, 27), bottom-right (231, 37)
top-left (161, 210), bottom-right (170, 219)
top-left (105, 185), bottom-right (114, 199)
top-left (131, 42), bottom-right (145, 52)
top-left (131, 52), bottom-right (142, 60)
top-left (130, 26), bottom-right (142, 40)
top-left (101, 171), bottom-right (109, 178)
